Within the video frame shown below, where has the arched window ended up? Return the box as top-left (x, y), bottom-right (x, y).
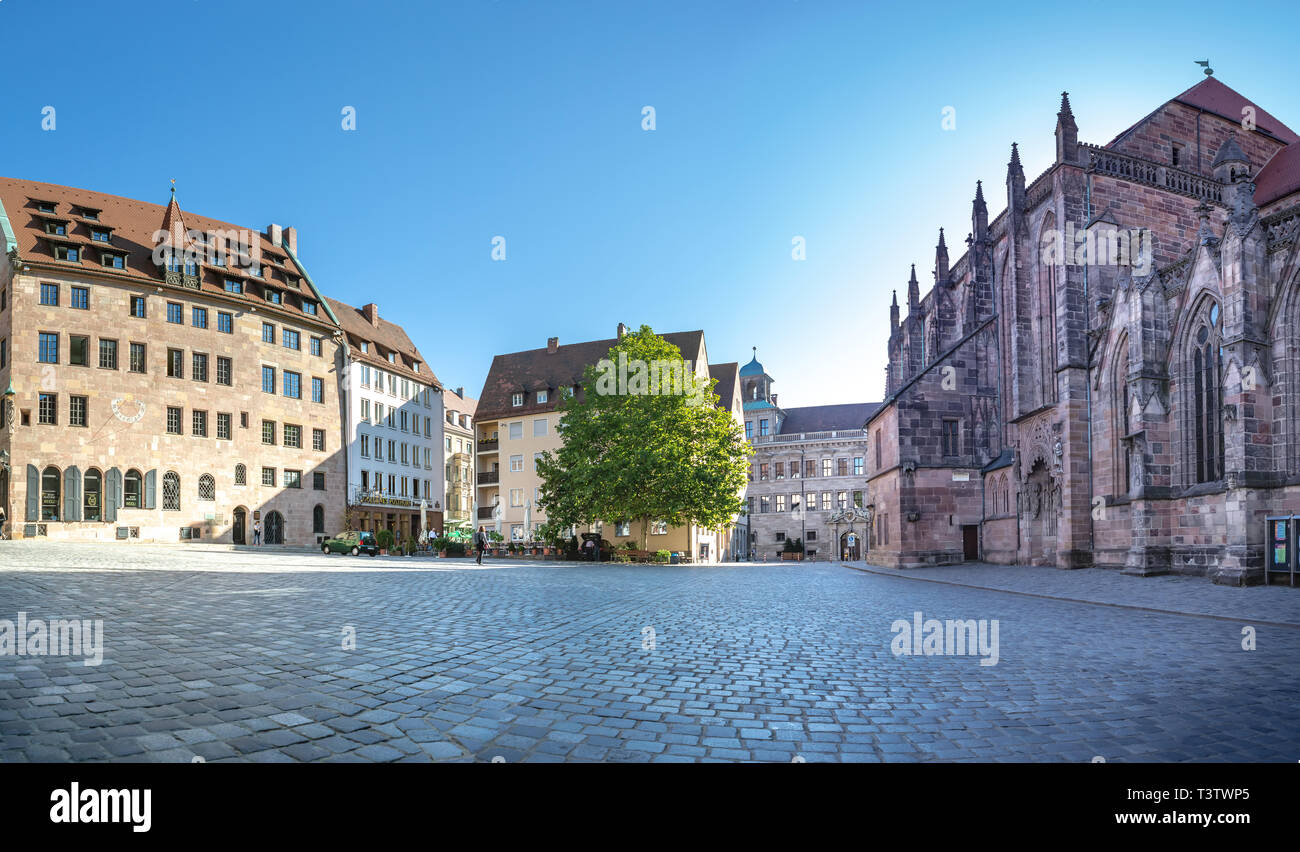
top-left (1112, 334), bottom-right (1131, 495)
top-left (198, 474), bottom-right (215, 501)
top-left (124, 469), bottom-right (143, 509)
top-left (84, 468), bottom-right (103, 522)
top-left (234, 464), bottom-right (247, 486)
top-left (41, 466), bottom-right (61, 521)
top-left (313, 504), bottom-right (325, 535)
top-left (1188, 302), bottom-right (1223, 484)
top-left (162, 471), bottom-right (181, 511)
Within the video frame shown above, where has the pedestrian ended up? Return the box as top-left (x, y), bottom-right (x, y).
top-left (475, 526), bottom-right (487, 565)
top-left (584, 538), bottom-right (596, 561)
top-left (253, 518), bottom-right (262, 546)
top-left (0, 505), bottom-right (6, 540)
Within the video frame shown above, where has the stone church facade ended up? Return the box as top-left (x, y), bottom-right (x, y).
top-left (866, 75), bottom-right (1300, 585)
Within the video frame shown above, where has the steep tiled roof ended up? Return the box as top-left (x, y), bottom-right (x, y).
top-left (476, 331), bottom-right (706, 421)
top-left (779, 403), bottom-right (880, 434)
top-left (1173, 77), bottom-right (1299, 145)
top-left (709, 362), bottom-right (739, 411)
top-left (0, 177), bottom-right (331, 329)
top-left (1255, 144), bottom-right (1300, 206)
top-left (325, 296), bottom-right (440, 388)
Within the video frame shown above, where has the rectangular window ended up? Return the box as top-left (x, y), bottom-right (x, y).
top-left (745, 421), bottom-right (753, 440)
top-left (760, 496), bottom-right (770, 513)
top-left (536, 390), bottom-right (548, 404)
top-left (217, 312), bottom-right (233, 334)
top-left (265, 288), bottom-right (281, 304)
top-left (759, 418), bottom-right (769, 436)
top-left (776, 495), bottom-right (786, 512)
top-left (759, 463), bottom-right (769, 481)
top-left (99, 339), bottom-right (118, 370)
top-left (40, 283), bottom-right (58, 306)
top-left (0, 338), bottom-right (6, 370)
top-left (224, 279), bottom-right (243, 294)
top-left (167, 348), bottom-right (184, 378)
top-left (822, 491), bottom-right (831, 510)
top-left (70, 286), bottom-right (89, 309)
top-left (217, 412), bottom-right (232, 440)
top-left (262, 322), bottom-right (275, 343)
top-left (806, 492), bottom-right (818, 511)
top-left (282, 329), bottom-right (300, 350)
top-left (283, 371), bottom-right (301, 399)
top-left (216, 356), bottom-right (232, 386)
top-left (310, 337), bottom-right (322, 357)
top-left (69, 395), bottom-right (87, 427)
top-left (312, 377), bottom-right (324, 403)
top-left (54, 245), bottom-right (79, 262)
top-left (303, 301), bottom-right (317, 316)
top-left (167, 406), bottom-right (182, 435)
top-left (38, 332), bottom-right (59, 363)
top-left (511, 393), bottom-right (524, 407)
top-left (70, 335), bottom-right (88, 366)
top-left (533, 418), bottom-right (547, 437)
top-left (401, 443), bottom-right (409, 465)
top-left (360, 365), bottom-right (370, 387)
top-left (360, 399), bottom-right (370, 422)
top-left (192, 410), bottom-right (208, 437)
top-left (510, 488), bottom-right (524, 507)
top-left (400, 410), bottom-right (408, 432)
top-left (262, 420), bottom-right (276, 445)
top-left (875, 430), bottom-right (882, 468)
top-left (130, 295), bottom-right (146, 318)
top-left (854, 457), bottom-right (864, 476)
top-left (313, 428), bottom-right (325, 452)
top-left (262, 366), bottom-right (276, 394)
top-left (262, 467), bottom-right (275, 486)
top-left (775, 462), bottom-right (784, 480)
top-left (361, 435), bottom-right (370, 457)
top-left (510, 454), bottom-right (524, 473)
top-left (284, 424), bottom-right (302, 449)
top-left (192, 307), bottom-right (208, 329)
top-left (101, 253), bottom-right (125, 270)
top-left (313, 472), bottom-right (326, 490)
top-left (822, 459), bottom-right (832, 478)
top-left (837, 458), bottom-right (848, 477)
top-left (167, 302), bottom-right (183, 324)
top-left (805, 459), bottom-right (816, 478)
top-left (130, 342), bottom-right (146, 373)
top-left (942, 420), bottom-right (959, 456)
top-left (38, 393), bottom-right (58, 424)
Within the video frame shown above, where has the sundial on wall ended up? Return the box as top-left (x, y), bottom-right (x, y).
top-left (111, 396), bottom-right (146, 424)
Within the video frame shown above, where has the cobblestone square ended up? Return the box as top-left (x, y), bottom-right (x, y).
top-left (0, 543), bottom-right (1297, 762)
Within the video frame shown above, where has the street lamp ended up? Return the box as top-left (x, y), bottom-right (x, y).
top-left (799, 445), bottom-right (807, 561)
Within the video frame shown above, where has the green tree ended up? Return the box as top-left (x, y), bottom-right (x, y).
top-left (536, 325), bottom-right (751, 550)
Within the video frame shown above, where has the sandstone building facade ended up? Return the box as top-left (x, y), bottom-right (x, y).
top-left (866, 75), bottom-right (1300, 585)
top-left (0, 179), bottom-right (346, 545)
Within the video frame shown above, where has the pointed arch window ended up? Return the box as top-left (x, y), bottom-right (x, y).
top-left (1190, 303), bottom-right (1223, 484)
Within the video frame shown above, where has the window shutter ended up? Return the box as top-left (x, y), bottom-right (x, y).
top-left (26, 464), bottom-right (39, 521)
top-left (105, 468), bottom-right (121, 523)
top-left (64, 466), bottom-right (81, 522)
top-left (145, 470), bottom-right (157, 509)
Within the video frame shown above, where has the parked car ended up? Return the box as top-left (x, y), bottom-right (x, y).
top-left (321, 531), bottom-right (379, 557)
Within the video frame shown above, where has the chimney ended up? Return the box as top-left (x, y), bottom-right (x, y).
top-left (284, 226), bottom-right (298, 254)
top-left (456, 386), bottom-right (464, 397)
top-left (362, 303), bottom-right (380, 326)
top-left (547, 337), bottom-right (559, 354)
top-left (617, 322), bottom-right (627, 339)
top-left (268, 224), bottom-right (283, 248)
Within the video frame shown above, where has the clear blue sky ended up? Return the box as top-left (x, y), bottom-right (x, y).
top-left (4, 0), bottom-right (1298, 406)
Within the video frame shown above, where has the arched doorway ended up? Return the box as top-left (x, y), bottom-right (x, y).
top-left (41, 466), bottom-right (61, 521)
top-left (1023, 458), bottom-right (1056, 566)
top-left (232, 507), bottom-right (247, 545)
top-left (264, 510), bottom-right (284, 544)
top-left (839, 531), bottom-right (861, 561)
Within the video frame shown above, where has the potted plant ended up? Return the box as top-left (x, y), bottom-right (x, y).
top-left (375, 528), bottom-right (395, 556)
top-left (654, 549), bottom-right (671, 564)
top-left (781, 538), bottom-right (804, 561)
top-left (405, 535), bottom-right (417, 557)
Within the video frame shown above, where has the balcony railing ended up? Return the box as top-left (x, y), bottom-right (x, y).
top-left (1082, 144), bottom-right (1224, 204)
top-left (752, 429), bottom-right (866, 445)
top-left (477, 507), bottom-right (496, 520)
top-left (478, 439), bottom-right (499, 453)
top-left (478, 470), bottom-right (500, 485)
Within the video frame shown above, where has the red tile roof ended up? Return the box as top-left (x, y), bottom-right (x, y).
top-left (0, 176), bottom-right (333, 330)
top-left (1255, 144), bottom-right (1300, 206)
top-left (1173, 77), bottom-right (1299, 144)
top-left (325, 296), bottom-right (440, 389)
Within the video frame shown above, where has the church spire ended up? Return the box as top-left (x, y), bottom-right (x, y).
top-left (907, 264), bottom-right (920, 312)
top-left (1056, 92), bottom-right (1078, 164)
top-left (890, 289), bottom-right (900, 332)
top-left (972, 180), bottom-right (988, 241)
top-left (935, 227), bottom-right (949, 283)
top-left (1007, 143), bottom-right (1027, 214)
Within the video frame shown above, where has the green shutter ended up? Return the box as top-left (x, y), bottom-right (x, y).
top-left (144, 470), bottom-right (157, 509)
top-left (105, 468), bottom-right (121, 523)
top-left (63, 466), bottom-right (81, 522)
top-left (25, 464), bottom-right (38, 521)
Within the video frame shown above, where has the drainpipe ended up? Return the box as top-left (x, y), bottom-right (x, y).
top-left (1084, 172), bottom-right (1096, 554)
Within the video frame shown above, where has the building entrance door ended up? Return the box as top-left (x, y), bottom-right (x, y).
top-left (265, 511), bottom-right (284, 545)
top-left (962, 525), bottom-right (979, 561)
top-left (840, 532), bottom-right (861, 561)
top-left (232, 507), bottom-right (247, 545)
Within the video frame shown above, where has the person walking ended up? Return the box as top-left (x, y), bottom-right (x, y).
top-left (253, 518), bottom-right (262, 546)
top-left (475, 526), bottom-right (487, 565)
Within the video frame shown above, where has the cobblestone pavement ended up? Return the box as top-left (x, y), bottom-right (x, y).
top-left (0, 542), bottom-right (1297, 762)
top-left (849, 561), bottom-right (1300, 626)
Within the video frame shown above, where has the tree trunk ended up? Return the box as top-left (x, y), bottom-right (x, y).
top-left (641, 516), bottom-right (650, 552)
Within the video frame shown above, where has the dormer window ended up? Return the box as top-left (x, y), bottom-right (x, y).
top-left (512, 393), bottom-right (524, 407)
top-left (223, 279), bottom-right (243, 294)
top-left (101, 252), bottom-right (126, 270)
top-left (413, 362), bottom-right (420, 373)
top-left (264, 288), bottom-right (282, 305)
top-left (77, 208), bottom-right (100, 222)
top-left (536, 390), bottom-right (548, 404)
top-left (302, 300), bottom-right (317, 316)
top-left (360, 342), bottom-right (370, 354)
top-left (35, 200), bottom-right (56, 214)
top-left (387, 352), bottom-right (396, 364)
top-left (54, 245), bottom-right (79, 262)
top-left (90, 229), bottom-right (111, 243)
top-left (45, 221), bottom-right (67, 236)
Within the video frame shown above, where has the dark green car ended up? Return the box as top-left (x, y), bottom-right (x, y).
top-left (321, 531), bottom-right (379, 557)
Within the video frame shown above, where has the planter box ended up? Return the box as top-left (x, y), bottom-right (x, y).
top-left (780, 551), bottom-right (804, 561)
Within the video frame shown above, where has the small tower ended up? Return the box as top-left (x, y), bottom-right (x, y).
top-left (1055, 91), bottom-right (1078, 164)
top-left (935, 228), bottom-right (949, 284)
top-left (1007, 142), bottom-right (1026, 213)
top-left (1211, 132), bottom-right (1251, 184)
top-left (907, 264), bottom-right (920, 314)
top-left (890, 289), bottom-right (900, 333)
